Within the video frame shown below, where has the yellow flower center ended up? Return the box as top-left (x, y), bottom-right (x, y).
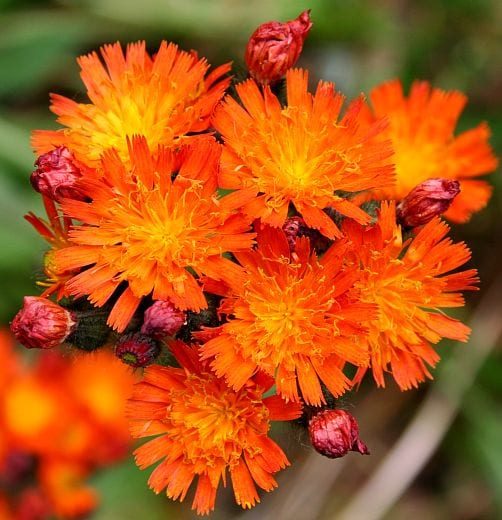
top-left (166, 374), bottom-right (269, 466)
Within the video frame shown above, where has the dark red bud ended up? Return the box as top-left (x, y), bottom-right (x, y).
top-left (282, 216), bottom-right (331, 253)
top-left (10, 296), bottom-right (76, 349)
top-left (140, 300), bottom-right (186, 340)
top-left (115, 332), bottom-right (160, 368)
top-left (309, 409), bottom-right (369, 459)
top-left (245, 10), bottom-right (312, 85)
top-left (397, 178), bottom-right (461, 228)
top-left (30, 146), bottom-right (86, 201)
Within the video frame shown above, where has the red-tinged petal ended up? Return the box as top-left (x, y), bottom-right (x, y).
top-left (129, 419), bottom-right (169, 439)
top-left (263, 395), bottom-right (303, 421)
top-left (244, 452), bottom-right (278, 491)
top-left (126, 400), bottom-right (167, 421)
top-left (165, 461), bottom-right (197, 502)
top-left (296, 355), bottom-right (325, 406)
top-left (142, 365), bottom-right (185, 391)
top-left (230, 458), bottom-right (260, 510)
top-left (107, 287), bottom-right (141, 332)
top-left (299, 204), bottom-right (341, 239)
top-left (192, 474), bottom-right (217, 515)
top-left (130, 382), bottom-right (171, 403)
top-left (276, 363), bottom-right (300, 403)
top-left (311, 356), bottom-right (350, 398)
top-left (134, 436), bottom-right (173, 470)
top-left (427, 313), bottom-right (471, 341)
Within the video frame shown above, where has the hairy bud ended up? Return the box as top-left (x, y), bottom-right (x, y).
top-left (309, 409), bottom-right (369, 459)
top-left (140, 300), bottom-right (186, 340)
top-left (30, 147), bottom-right (86, 201)
top-left (11, 296), bottom-right (76, 349)
top-left (245, 10), bottom-right (312, 85)
top-left (397, 178), bottom-right (460, 228)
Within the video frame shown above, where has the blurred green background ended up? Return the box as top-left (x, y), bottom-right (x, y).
top-left (0, 0), bottom-right (501, 519)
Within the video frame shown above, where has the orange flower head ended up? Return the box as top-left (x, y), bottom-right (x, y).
top-left (32, 41), bottom-right (231, 166)
top-left (355, 79), bottom-right (498, 222)
top-left (53, 137), bottom-right (254, 332)
top-left (200, 225), bottom-right (373, 406)
top-left (38, 460), bottom-right (98, 519)
top-left (128, 341), bottom-right (302, 515)
top-left (213, 68), bottom-right (395, 238)
top-left (343, 201), bottom-right (479, 390)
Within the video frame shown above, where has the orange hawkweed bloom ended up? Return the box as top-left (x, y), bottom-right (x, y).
top-left (32, 41), bottom-right (231, 166)
top-left (128, 341), bottom-right (302, 515)
top-left (344, 201), bottom-right (479, 390)
top-left (200, 226), bottom-right (373, 406)
top-left (53, 137), bottom-right (254, 332)
top-left (355, 79), bottom-right (498, 222)
top-left (213, 68), bottom-right (395, 238)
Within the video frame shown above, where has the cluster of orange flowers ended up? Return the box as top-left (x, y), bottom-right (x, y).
top-left (10, 10), bottom-right (497, 516)
top-left (0, 330), bottom-right (136, 518)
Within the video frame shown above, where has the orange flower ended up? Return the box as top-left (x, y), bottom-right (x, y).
top-left (38, 460), bottom-right (98, 519)
top-left (53, 137), bottom-right (254, 332)
top-left (213, 68), bottom-right (395, 238)
top-left (355, 79), bottom-right (498, 222)
top-left (128, 341), bottom-right (301, 515)
top-left (32, 41), bottom-right (231, 166)
top-left (0, 331), bottom-right (136, 518)
top-left (343, 201), bottom-right (479, 389)
top-left (200, 226), bottom-right (373, 406)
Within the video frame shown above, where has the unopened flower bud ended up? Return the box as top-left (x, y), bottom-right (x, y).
top-left (30, 146), bottom-right (85, 201)
top-left (115, 332), bottom-right (160, 368)
top-left (245, 10), bottom-right (312, 85)
top-left (282, 216), bottom-right (331, 253)
top-left (309, 409), bottom-right (369, 459)
top-left (11, 296), bottom-right (76, 349)
top-left (397, 178), bottom-right (461, 228)
top-left (140, 300), bottom-right (186, 340)
top-left (283, 216), bottom-right (306, 250)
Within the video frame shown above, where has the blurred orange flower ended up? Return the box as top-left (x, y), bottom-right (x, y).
top-left (128, 341), bottom-right (301, 515)
top-left (32, 40), bottom-right (231, 166)
top-left (355, 79), bottom-right (498, 222)
top-left (343, 201), bottom-right (479, 389)
top-left (0, 330), bottom-right (136, 518)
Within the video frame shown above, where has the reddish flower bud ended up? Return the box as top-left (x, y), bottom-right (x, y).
top-left (283, 216), bottom-right (306, 250)
top-left (140, 300), bottom-right (186, 340)
top-left (309, 409), bottom-right (369, 459)
top-left (30, 146), bottom-right (86, 201)
top-left (11, 296), bottom-right (76, 349)
top-left (282, 216), bottom-right (331, 253)
top-left (245, 10), bottom-right (312, 85)
top-left (115, 332), bottom-right (160, 368)
top-left (397, 178), bottom-right (461, 228)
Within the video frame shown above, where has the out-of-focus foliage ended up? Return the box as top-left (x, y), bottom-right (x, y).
top-left (0, 1), bottom-right (500, 518)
